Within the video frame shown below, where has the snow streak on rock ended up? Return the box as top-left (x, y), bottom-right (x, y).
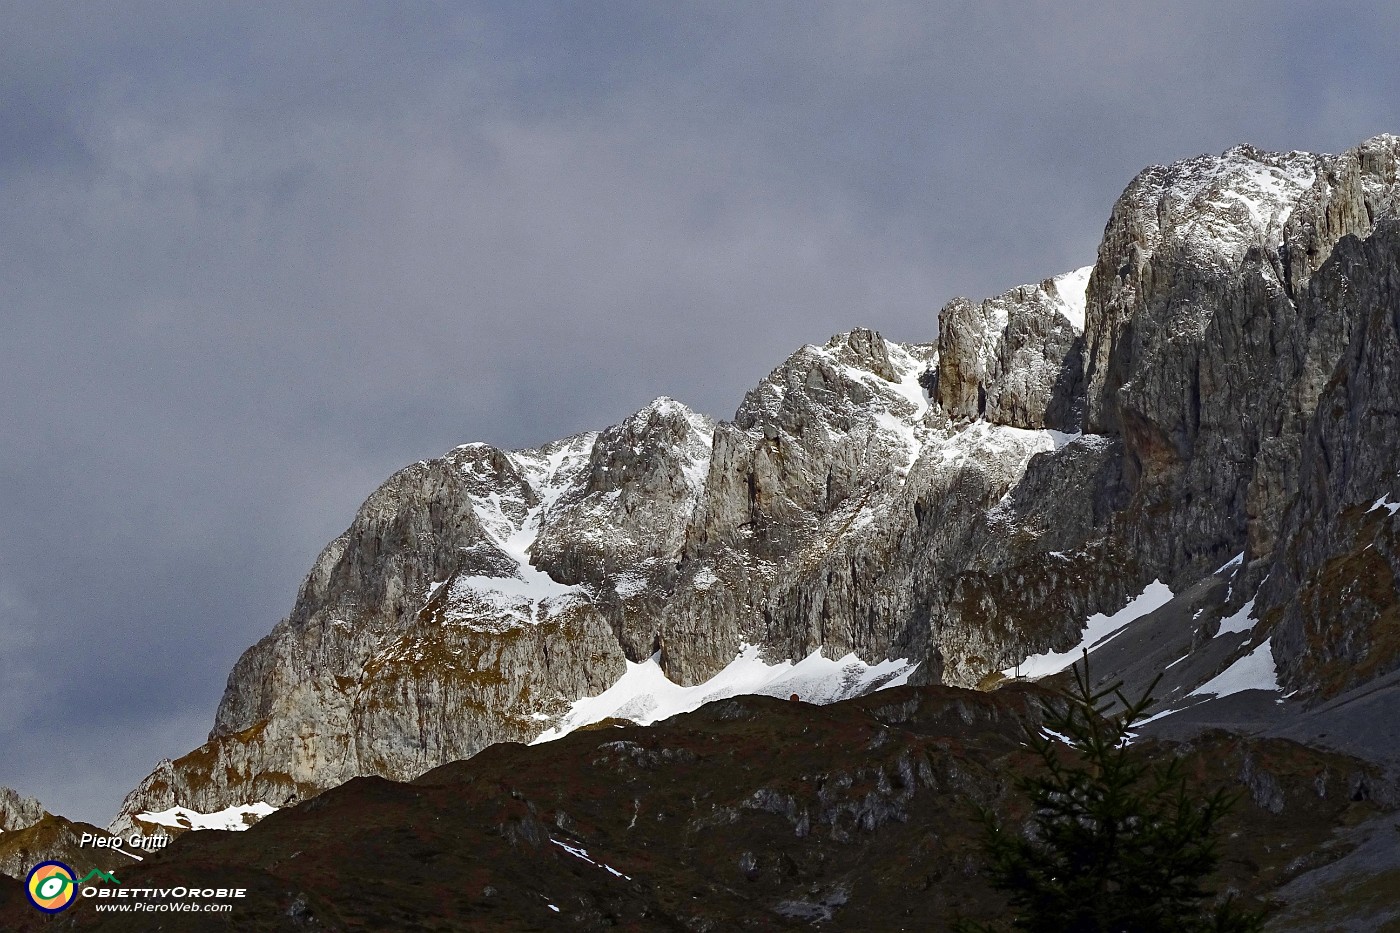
top-left (445, 434), bottom-right (596, 629)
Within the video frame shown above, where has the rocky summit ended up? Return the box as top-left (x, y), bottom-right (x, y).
top-left (96, 135), bottom-right (1400, 847)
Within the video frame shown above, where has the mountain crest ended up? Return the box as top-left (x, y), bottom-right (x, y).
top-left (109, 136), bottom-right (1400, 847)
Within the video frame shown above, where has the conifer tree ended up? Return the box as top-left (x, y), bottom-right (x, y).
top-left (957, 655), bottom-right (1264, 933)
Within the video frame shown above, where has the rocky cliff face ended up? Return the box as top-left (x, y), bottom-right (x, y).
top-left (1081, 138), bottom-right (1400, 577)
top-left (1261, 216), bottom-right (1400, 698)
top-left (0, 788), bottom-right (43, 834)
top-left (111, 135), bottom-right (1400, 835)
top-left (1068, 136), bottom-right (1400, 702)
top-left (934, 266), bottom-right (1091, 430)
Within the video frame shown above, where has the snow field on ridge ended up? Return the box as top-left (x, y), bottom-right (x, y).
top-left (532, 645), bottom-right (918, 744)
top-left (135, 801), bottom-right (278, 832)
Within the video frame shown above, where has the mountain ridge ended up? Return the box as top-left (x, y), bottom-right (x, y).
top-left (92, 133), bottom-right (1400, 849)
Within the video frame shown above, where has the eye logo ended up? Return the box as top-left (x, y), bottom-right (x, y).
top-left (26, 861), bottom-right (78, 913)
top-left (24, 863), bottom-right (121, 912)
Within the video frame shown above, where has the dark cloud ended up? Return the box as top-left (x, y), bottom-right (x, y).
top-left (2, 2), bottom-right (1397, 824)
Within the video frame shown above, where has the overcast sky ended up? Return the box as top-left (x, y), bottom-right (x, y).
top-left (2, 2), bottom-right (1397, 825)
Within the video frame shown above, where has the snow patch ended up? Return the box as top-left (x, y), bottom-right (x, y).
top-left (1368, 494), bottom-right (1399, 516)
top-left (448, 567), bottom-right (581, 622)
top-left (1216, 599), bottom-right (1256, 636)
top-left (613, 571), bottom-right (648, 599)
top-left (1008, 580), bottom-right (1175, 679)
top-left (1188, 639), bottom-right (1279, 699)
top-left (550, 838), bottom-right (632, 880)
top-left (941, 420), bottom-right (1063, 469)
top-left (135, 802), bottom-right (277, 832)
top-left (956, 423), bottom-right (1091, 517)
top-left (680, 421), bottom-right (715, 492)
top-left (533, 645), bottom-right (917, 743)
top-left (1048, 266), bottom-right (1093, 332)
top-left (1215, 552), bottom-right (1244, 574)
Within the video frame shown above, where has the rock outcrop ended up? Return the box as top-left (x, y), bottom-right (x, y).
top-left (0, 788), bottom-right (43, 834)
top-left (0, 789), bottom-right (131, 884)
top-left (933, 266), bottom-right (1090, 431)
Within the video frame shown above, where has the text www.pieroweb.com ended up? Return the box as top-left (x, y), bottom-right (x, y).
top-left (87, 886), bottom-right (246, 913)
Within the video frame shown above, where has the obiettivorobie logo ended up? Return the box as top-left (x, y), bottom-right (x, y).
top-left (25, 860), bottom-right (248, 916)
top-left (25, 861), bottom-right (120, 913)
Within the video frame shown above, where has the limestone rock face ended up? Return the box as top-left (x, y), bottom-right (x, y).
top-left (111, 135), bottom-right (1400, 834)
top-left (113, 434), bottom-right (630, 837)
top-left (1077, 136), bottom-right (1400, 582)
top-left (530, 398), bottom-right (715, 663)
top-left (651, 329), bottom-right (943, 682)
top-left (1262, 217), bottom-right (1400, 699)
top-left (0, 787), bottom-right (44, 833)
top-left (934, 267), bottom-right (1091, 431)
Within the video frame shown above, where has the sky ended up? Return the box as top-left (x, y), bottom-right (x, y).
top-left (2, 1), bottom-right (1398, 826)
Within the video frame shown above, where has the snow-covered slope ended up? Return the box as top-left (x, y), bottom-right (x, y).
top-left (435, 435), bottom-right (596, 631)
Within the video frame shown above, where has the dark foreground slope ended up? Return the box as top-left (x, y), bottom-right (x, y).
top-left (0, 814), bottom-right (127, 889)
top-left (4, 685), bottom-right (1393, 932)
